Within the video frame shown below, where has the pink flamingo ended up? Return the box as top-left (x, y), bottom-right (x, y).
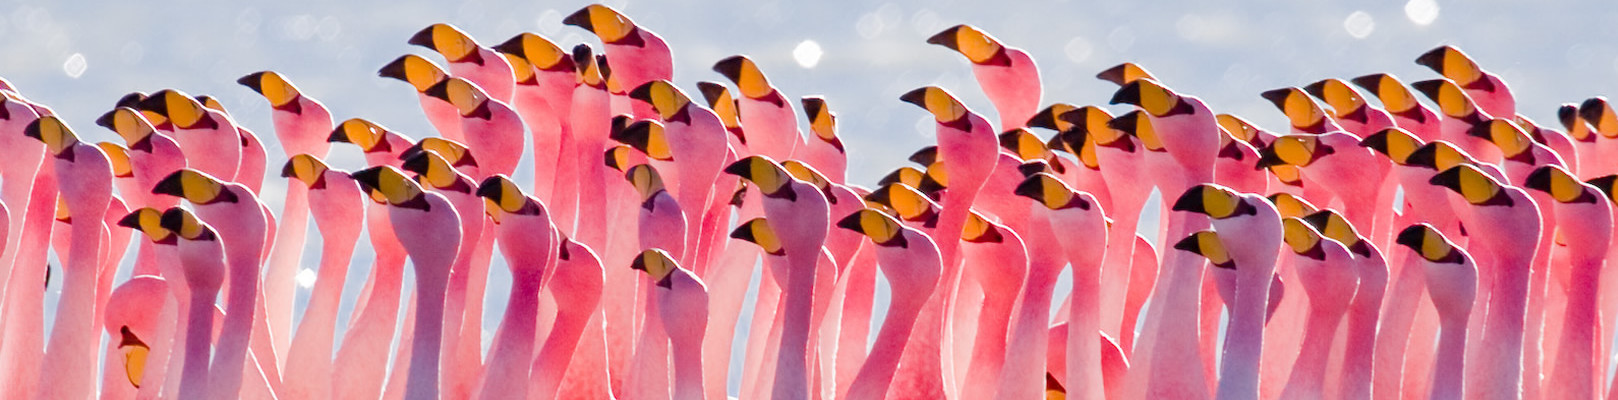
top-left (1110, 77), bottom-right (1221, 399)
top-left (1394, 224), bottom-right (1476, 400)
top-left (955, 212), bottom-right (1026, 400)
top-left (100, 275), bottom-right (168, 399)
top-left (1304, 78), bottom-right (1397, 135)
top-left (0, 91), bottom-right (53, 399)
top-left (1056, 105), bottom-right (1156, 350)
top-left (632, 249), bottom-right (712, 400)
top-left (1277, 218), bottom-right (1358, 399)
top-left (492, 32), bottom-right (576, 201)
top-left (623, 162), bottom-right (684, 398)
top-left (1416, 46), bottom-right (1516, 119)
top-left (26, 116), bottom-right (114, 400)
top-left (378, 54), bottom-right (461, 140)
top-left (1300, 210), bottom-right (1387, 400)
top-left (835, 208), bottom-right (941, 400)
top-left (409, 23), bottom-right (515, 102)
top-left (473, 175), bottom-right (557, 400)
top-left (713, 55), bottom-right (800, 160)
top-left (1524, 165), bottom-right (1609, 399)
top-left (239, 70), bottom-right (335, 357)
top-left (1358, 128), bottom-right (1462, 398)
top-left (1409, 78), bottom-right (1501, 164)
top-left (116, 207), bottom-right (193, 400)
top-left (530, 238), bottom-right (609, 400)
top-left (159, 207), bottom-right (227, 400)
top-left (400, 146), bottom-right (491, 400)
top-left (725, 155), bottom-right (832, 400)
top-left (1172, 184), bottom-right (1283, 400)
top-left (135, 89), bottom-right (242, 182)
top-left (799, 96), bottom-right (847, 182)
top-left (1570, 101), bottom-right (1616, 178)
top-left (151, 169), bottom-right (274, 399)
top-left (1016, 172), bottom-right (1109, 400)
top-left (327, 118), bottom-right (413, 400)
top-left (351, 166), bottom-right (462, 400)
top-left (928, 24), bottom-right (1042, 130)
top-left (627, 80), bottom-right (732, 267)
top-left (1350, 73), bottom-right (1442, 141)
top-left (279, 154), bottom-right (364, 400)
top-left (1430, 164), bottom-right (1541, 399)
top-left (565, 4), bottom-right (673, 111)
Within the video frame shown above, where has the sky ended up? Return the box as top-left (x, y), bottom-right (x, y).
top-left (12, 0), bottom-right (1618, 395)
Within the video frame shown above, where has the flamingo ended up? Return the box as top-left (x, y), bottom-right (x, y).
top-left (1415, 46), bottom-right (1516, 119)
top-left (928, 24), bottom-right (1042, 130)
top-left (351, 166), bottom-right (462, 400)
top-left (1055, 105), bottom-right (1156, 351)
top-left (238, 71), bottom-right (335, 356)
top-left (151, 168), bottom-right (277, 399)
top-left (564, 4), bottom-right (674, 104)
top-left (627, 80), bottom-right (732, 267)
top-left (1394, 224), bottom-right (1476, 400)
top-left (712, 55), bottom-right (799, 160)
top-left (799, 96), bottom-right (847, 182)
top-left (625, 162), bottom-right (684, 400)
top-left (158, 207), bottom-right (227, 400)
top-left (409, 23), bottom-right (515, 102)
top-left (378, 54), bottom-right (461, 140)
top-left (1277, 217), bottom-right (1358, 399)
top-left (955, 212), bottom-right (1027, 400)
top-left (1574, 99), bottom-right (1618, 178)
top-left (1110, 77), bottom-right (1221, 399)
top-left (1350, 73), bottom-right (1442, 141)
top-left (328, 122), bottom-right (413, 400)
top-left (1409, 78), bottom-right (1501, 164)
top-left (1523, 165), bottom-right (1610, 399)
top-left (1430, 164), bottom-right (1541, 399)
top-left (632, 249), bottom-right (712, 400)
top-left (471, 175), bottom-right (556, 400)
top-left (100, 275), bottom-right (168, 399)
top-left (0, 88), bottom-right (43, 299)
top-left (400, 146), bottom-right (493, 400)
top-left (1016, 172), bottom-right (1108, 400)
top-left (1172, 184), bottom-right (1283, 400)
top-left (835, 208), bottom-right (941, 400)
top-left (528, 237), bottom-right (608, 400)
top-left (492, 32), bottom-right (576, 201)
top-left (1300, 210), bottom-right (1387, 400)
top-left (26, 116), bottom-right (114, 400)
top-left (278, 154), bottom-right (364, 400)
top-left (724, 155), bottom-right (832, 400)
top-left (135, 89), bottom-right (242, 182)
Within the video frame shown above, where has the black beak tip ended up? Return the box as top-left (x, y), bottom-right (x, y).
top-left (1349, 75), bottom-right (1382, 92)
top-left (712, 56), bottom-right (746, 82)
top-left (899, 88), bottom-right (928, 108)
top-left (834, 212), bottom-right (865, 232)
top-left (925, 26), bottom-right (960, 48)
top-left (423, 80), bottom-right (451, 101)
top-left (562, 8), bottom-right (592, 29)
top-left (237, 72), bottom-right (266, 93)
top-left (1170, 187), bottom-right (1207, 213)
top-left (1302, 81), bottom-right (1330, 99)
top-left (1109, 81), bottom-right (1142, 105)
top-left (407, 27), bottom-right (436, 49)
top-left (475, 176), bottom-right (504, 200)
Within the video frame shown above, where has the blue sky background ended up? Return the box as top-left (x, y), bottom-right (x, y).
top-left (15, 0), bottom-right (1618, 395)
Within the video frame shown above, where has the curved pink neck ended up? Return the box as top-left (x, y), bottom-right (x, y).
top-left (1282, 307), bottom-right (1346, 398)
top-left (477, 270), bottom-right (544, 399)
top-left (282, 227), bottom-right (358, 399)
top-left (842, 292), bottom-right (926, 400)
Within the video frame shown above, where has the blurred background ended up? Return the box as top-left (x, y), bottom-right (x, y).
top-left (10, 0), bottom-right (1618, 395)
